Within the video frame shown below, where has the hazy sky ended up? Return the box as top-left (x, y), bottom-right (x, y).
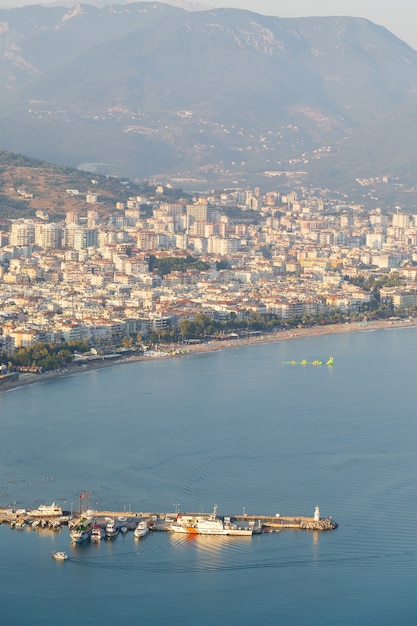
top-left (0, 1), bottom-right (416, 49)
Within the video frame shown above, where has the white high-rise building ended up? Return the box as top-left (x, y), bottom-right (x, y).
top-left (35, 223), bottom-right (62, 249)
top-left (10, 220), bottom-right (35, 246)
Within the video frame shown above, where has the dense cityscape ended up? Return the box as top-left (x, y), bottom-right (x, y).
top-left (0, 177), bottom-right (416, 374)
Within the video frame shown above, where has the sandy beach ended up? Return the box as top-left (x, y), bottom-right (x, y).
top-left (1, 316), bottom-right (416, 393)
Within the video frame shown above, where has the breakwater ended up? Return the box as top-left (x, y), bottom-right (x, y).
top-left (0, 508), bottom-right (338, 532)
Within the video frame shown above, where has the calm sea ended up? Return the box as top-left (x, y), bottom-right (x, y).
top-left (1, 326), bottom-right (417, 625)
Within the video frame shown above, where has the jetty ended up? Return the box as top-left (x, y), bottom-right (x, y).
top-left (0, 504), bottom-right (338, 532)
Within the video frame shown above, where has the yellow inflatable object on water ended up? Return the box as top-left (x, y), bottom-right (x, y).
top-left (283, 356), bottom-right (334, 366)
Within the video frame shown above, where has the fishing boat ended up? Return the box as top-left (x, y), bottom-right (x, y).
top-left (52, 551), bottom-right (68, 561)
top-left (70, 517), bottom-right (94, 543)
top-left (91, 525), bottom-right (105, 541)
top-left (134, 520), bottom-right (150, 538)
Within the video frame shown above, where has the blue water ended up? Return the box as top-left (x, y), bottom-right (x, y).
top-left (1, 327), bottom-right (417, 625)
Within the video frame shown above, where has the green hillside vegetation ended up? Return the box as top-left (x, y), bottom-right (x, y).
top-left (0, 151), bottom-right (190, 221)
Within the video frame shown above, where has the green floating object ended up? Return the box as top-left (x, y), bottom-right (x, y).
top-left (283, 356), bottom-right (334, 366)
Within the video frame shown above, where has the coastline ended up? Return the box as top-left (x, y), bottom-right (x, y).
top-left (1, 316), bottom-right (416, 393)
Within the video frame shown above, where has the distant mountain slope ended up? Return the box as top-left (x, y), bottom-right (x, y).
top-left (0, 150), bottom-right (190, 221)
top-left (0, 2), bottom-right (417, 187)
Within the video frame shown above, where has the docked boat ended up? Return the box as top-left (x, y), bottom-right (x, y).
top-left (52, 551), bottom-right (68, 561)
top-left (91, 525), bottom-right (105, 541)
top-left (169, 514), bottom-right (199, 534)
top-left (196, 506), bottom-right (253, 536)
top-left (27, 502), bottom-right (63, 517)
top-left (170, 507), bottom-right (252, 536)
top-left (117, 518), bottom-right (128, 533)
top-left (105, 518), bottom-right (119, 539)
top-left (170, 521), bottom-right (200, 534)
top-left (170, 523), bottom-right (190, 533)
top-left (70, 517), bottom-right (94, 543)
top-left (224, 524), bottom-right (253, 536)
top-left (134, 521), bottom-right (150, 538)
top-left (14, 517), bottom-right (26, 529)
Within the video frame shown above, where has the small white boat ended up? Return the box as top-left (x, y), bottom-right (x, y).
top-left (91, 525), bottom-right (105, 541)
top-left (134, 521), bottom-right (150, 538)
top-left (14, 518), bottom-right (26, 529)
top-left (52, 551), bottom-right (68, 561)
top-left (105, 518), bottom-right (119, 538)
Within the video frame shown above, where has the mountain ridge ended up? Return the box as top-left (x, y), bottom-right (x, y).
top-left (0, 3), bottom-right (417, 188)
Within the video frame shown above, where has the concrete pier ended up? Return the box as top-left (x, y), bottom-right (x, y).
top-left (0, 508), bottom-right (338, 532)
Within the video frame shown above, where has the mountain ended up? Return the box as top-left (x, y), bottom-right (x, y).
top-left (45, 1), bottom-right (211, 11)
top-left (1, 2), bottom-right (417, 189)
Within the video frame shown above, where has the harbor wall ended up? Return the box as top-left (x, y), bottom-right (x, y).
top-left (0, 508), bottom-right (338, 531)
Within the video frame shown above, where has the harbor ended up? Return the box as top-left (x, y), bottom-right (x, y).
top-left (0, 502), bottom-right (338, 536)
top-left (0, 326), bottom-right (414, 624)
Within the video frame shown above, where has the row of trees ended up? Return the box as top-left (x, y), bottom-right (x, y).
top-left (0, 341), bottom-right (90, 371)
top-left (148, 299), bottom-right (403, 344)
top-left (0, 297), bottom-right (408, 368)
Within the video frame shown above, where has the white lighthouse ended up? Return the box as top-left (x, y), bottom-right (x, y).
top-left (314, 505), bottom-right (320, 522)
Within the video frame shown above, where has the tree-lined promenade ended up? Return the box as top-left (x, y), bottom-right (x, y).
top-left (0, 299), bottom-right (411, 374)
top-left (1, 315), bottom-right (416, 394)
top-left (0, 341), bottom-right (90, 372)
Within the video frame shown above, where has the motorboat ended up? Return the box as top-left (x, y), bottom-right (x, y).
top-left (14, 518), bottom-right (26, 529)
top-left (52, 551), bottom-right (68, 561)
top-left (91, 525), bottom-right (105, 541)
top-left (105, 518), bottom-right (119, 538)
top-left (134, 521), bottom-right (150, 538)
